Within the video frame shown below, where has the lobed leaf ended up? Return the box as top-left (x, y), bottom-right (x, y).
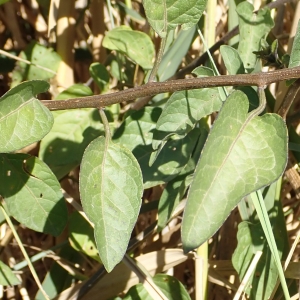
top-left (0, 154), bottom-right (68, 236)
top-left (79, 136), bottom-right (143, 272)
top-left (182, 91), bottom-right (288, 252)
top-left (0, 80), bottom-right (53, 153)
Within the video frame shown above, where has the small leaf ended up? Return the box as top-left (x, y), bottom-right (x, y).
top-left (232, 222), bottom-right (279, 300)
top-left (103, 26), bottom-right (154, 69)
top-left (237, 2), bottom-right (274, 71)
top-left (287, 20), bottom-right (300, 85)
top-left (0, 80), bottom-right (53, 153)
top-left (79, 136), bottom-right (143, 272)
top-left (153, 67), bottom-right (222, 150)
top-left (158, 124), bottom-right (208, 231)
top-left (39, 108), bottom-right (103, 179)
top-left (69, 211), bottom-right (100, 262)
top-left (113, 107), bottom-right (161, 151)
top-left (35, 244), bottom-right (85, 300)
top-left (89, 63), bottom-right (110, 92)
top-left (55, 84), bottom-right (93, 100)
top-left (124, 274), bottom-right (191, 300)
top-left (182, 91), bottom-right (288, 252)
top-left (39, 84), bottom-right (103, 179)
top-left (139, 127), bottom-right (201, 188)
top-left (143, 0), bottom-right (208, 37)
top-left (0, 261), bottom-right (20, 286)
top-left (220, 45), bottom-right (245, 75)
top-left (11, 41), bottom-right (60, 87)
top-left (157, 26), bottom-right (196, 81)
top-left (0, 154), bottom-right (68, 236)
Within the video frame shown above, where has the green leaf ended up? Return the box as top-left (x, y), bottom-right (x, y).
top-left (287, 20), bottom-right (300, 85)
top-left (143, 0), bottom-right (208, 37)
top-left (157, 26), bottom-right (196, 81)
top-left (0, 0), bottom-right (11, 5)
top-left (232, 222), bottom-right (280, 300)
top-left (113, 107), bottom-right (162, 151)
top-left (181, 91), bottom-right (288, 252)
top-left (124, 274), bottom-right (191, 300)
top-left (89, 63), bottom-right (110, 92)
top-left (39, 108), bottom-right (103, 179)
top-left (11, 41), bottom-right (60, 87)
top-left (220, 45), bottom-right (245, 75)
top-left (237, 2), bottom-right (274, 71)
top-left (0, 80), bottom-right (53, 153)
top-left (233, 181), bottom-right (289, 300)
top-left (39, 84), bottom-right (103, 179)
top-left (0, 261), bottom-right (20, 286)
top-left (35, 244), bottom-right (85, 300)
top-left (79, 136), bottom-right (143, 272)
top-left (157, 124), bottom-right (208, 231)
top-left (153, 67), bottom-right (222, 150)
top-left (55, 84), bottom-right (93, 100)
top-left (103, 26), bottom-right (155, 69)
top-left (68, 211), bottom-right (100, 262)
top-left (0, 154), bottom-right (68, 236)
top-left (117, 1), bottom-right (146, 23)
top-left (139, 127), bottom-right (201, 188)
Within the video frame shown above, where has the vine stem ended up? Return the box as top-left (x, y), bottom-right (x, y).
top-left (42, 66), bottom-right (300, 111)
top-left (99, 108), bottom-right (111, 141)
top-left (0, 204), bottom-right (50, 300)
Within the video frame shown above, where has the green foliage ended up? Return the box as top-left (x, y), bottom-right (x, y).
top-left (236, 2), bottom-right (274, 71)
top-left (182, 91), bottom-right (287, 252)
top-left (0, 81), bottom-right (53, 153)
top-left (232, 183), bottom-right (288, 300)
top-left (143, 0), bottom-right (208, 37)
top-left (0, 154), bottom-right (68, 235)
top-left (103, 26), bottom-right (155, 69)
top-left (79, 136), bottom-right (143, 271)
top-left (0, 261), bottom-right (20, 286)
top-left (287, 20), bottom-right (300, 85)
top-left (68, 212), bottom-right (100, 262)
top-left (11, 42), bottom-right (60, 87)
top-left (1, 0), bottom-right (300, 298)
top-left (123, 274), bottom-right (191, 299)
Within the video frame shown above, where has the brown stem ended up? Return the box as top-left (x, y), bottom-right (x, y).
top-left (42, 66), bottom-right (300, 111)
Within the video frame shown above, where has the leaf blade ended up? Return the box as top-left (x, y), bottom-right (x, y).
top-left (0, 154), bottom-right (68, 236)
top-left (182, 91), bottom-right (288, 252)
top-left (0, 81), bottom-right (53, 153)
top-left (79, 136), bottom-right (143, 271)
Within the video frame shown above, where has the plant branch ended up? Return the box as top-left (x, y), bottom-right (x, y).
top-left (42, 66), bottom-right (300, 111)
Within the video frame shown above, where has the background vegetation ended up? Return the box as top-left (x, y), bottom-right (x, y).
top-left (0, 0), bottom-right (299, 299)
